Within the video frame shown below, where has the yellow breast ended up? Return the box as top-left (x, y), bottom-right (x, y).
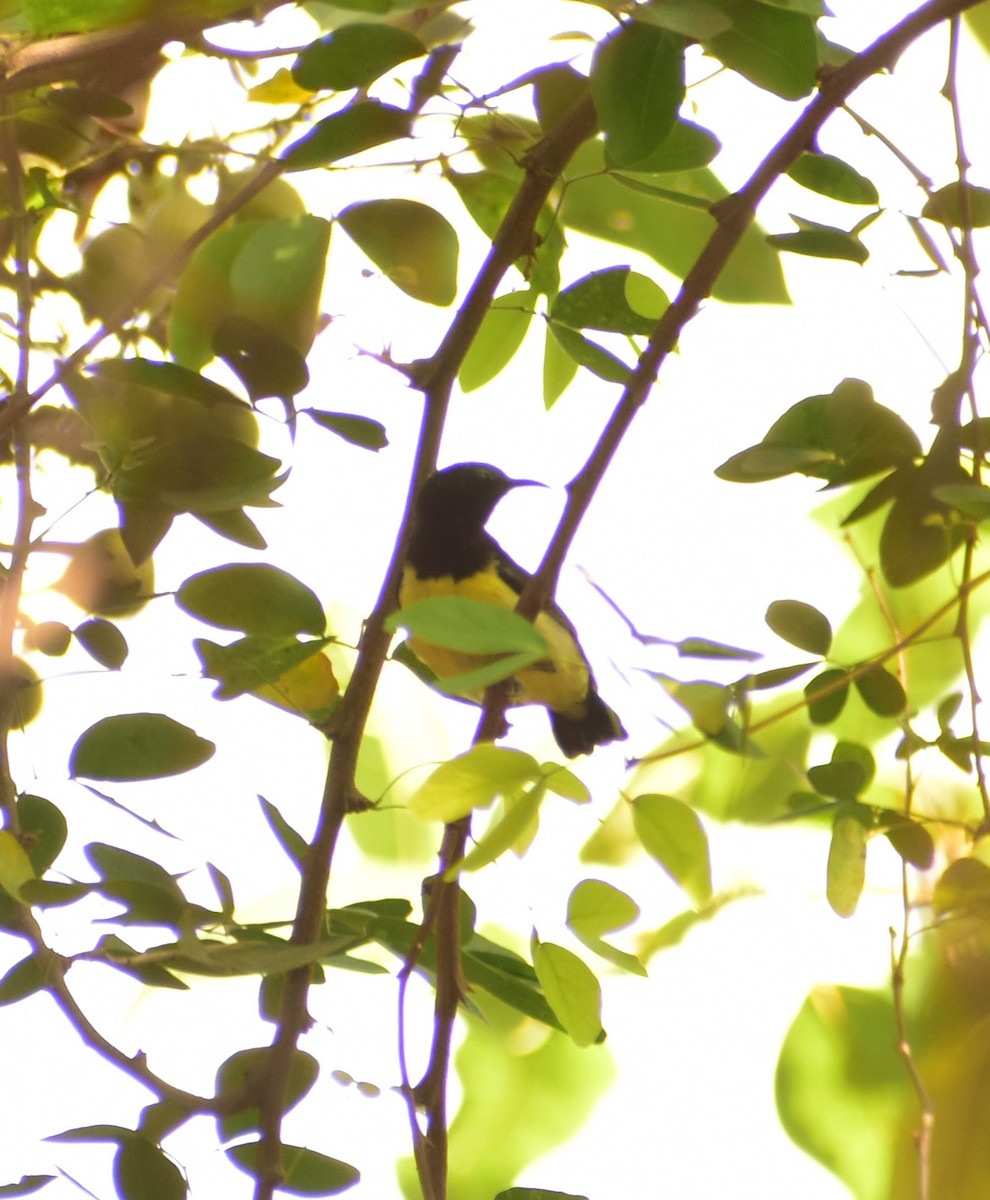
top-left (398, 564), bottom-right (589, 718)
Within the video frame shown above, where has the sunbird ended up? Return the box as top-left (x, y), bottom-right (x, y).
top-left (398, 462), bottom-right (627, 757)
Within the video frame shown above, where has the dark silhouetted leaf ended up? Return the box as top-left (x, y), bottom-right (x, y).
top-left (804, 668), bottom-right (850, 725)
top-left (177, 564), bottom-right (325, 637)
top-left (766, 599), bottom-right (832, 654)
top-left (854, 664), bottom-right (906, 717)
top-left (292, 24), bottom-right (425, 91)
top-left (227, 1141), bottom-right (359, 1194)
top-left (282, 101), bottom-right (410, 170)
top-left (74, 618), bottom-right (128, 669)
top-left (70, 714), bottom-right (215, 781)
top-left (302, 409), bottom-right (388, 450)
top-left (922, 181), bottom-right (990, 228)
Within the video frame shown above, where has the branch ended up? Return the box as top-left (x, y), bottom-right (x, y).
top-left (256, 96), bottom-right (599, 1200)
top-left (515, 0), bottom-right (987, 635)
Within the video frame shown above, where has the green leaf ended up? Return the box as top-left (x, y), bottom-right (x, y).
top-left (551, 267), bottom-right (668, 335)
top-left (632, 794), bottom-right (712, 905)
top-left (86, 844), bottom-right (183, 893)
top-left (301, 409), bottom-right (388, 450)
top-left (807, 761), bottom-right (867, 801)
top-left (0, 831), bottom-right (34, 899)
top-left (259, 795), bottom-right (310, 872)
top-left (459, 291), bottom-right (536, 393)
top-left (98, 934), bottom-right (188, 989)
top-left (170, 216), bottom-right (330, 370)
top-left (826, 812), bottom-right (868, 917)
top-left (853, 664), bottom-right (906, 717)
top-left (69, 713), bottom-right (215, 781)
top-left (0, 954), bottom-right (45, 1006)
top-left (292, 24), bottom-right (425, 91)
top-left (701, 0), bottom-right (818, 99)
top-left (765, 599), bottom-right (832, 655)
top-left (338, 199), bottom-right (458, 305)
top-left (92, 358), bottom-right (246, 408)
top-left (446, 169), bottom-right (563, 295)
top-left (213, 317), bottom-right (309, 402)
top-left (933, 857), bottom-right (990, 916)
top-left (560, 142), bottom-right (788, 305)
top-left (674, 635), bottom-right (761, 661)
top-left (44, 1125), bottom-right (133, 1144)
top-left (787, 152), bottom-right (879, 205)
top-left (883, 818), bottom-right (934, 869)
top-left (388, 596), bottom-right (547, 657)
top-left (543, 321), bottom-right (579, 407)
top-left (216, 1047), bottom-right (319, 1139)
top-left (227, 1142), bottom-right (360, 1195)
top-left (74, 618), bottom-right (128, 669)
top-left (451, 784), bottom-right (546, 876)
top-left (195, 636), bottom-right (338, 721)
top-left (716, 378), bottom-right (921, 486)
top-left (591, 21), bottom-right (685, 168)
top-left (113, 1137), bottom-right (185, 1200)
top-left (767, 217), bottom-right (869, 263)
top-left (16, 794), bottom-right (66, 874)
top-left (495, 1190), bottom-right (590, 1200)
top-left (282, 100), bottom-right (410, 170)
top-left (531, 939), bottom-right (603, 1047)
top-left (738, 662), bottom-right (816, 691)
top-left (934, 482), bottom-right (990, 519)
top-left (612, 118), bottom-right (720, 172)
top-left (877, 457), bottom-right (969, 587)
top-left (19, 880), bottom-right (89, 908)
top-left (408, 744), bottom-right (541, 823)
top-left (804, 668), bottom-right (850, 724)
top-left (656, 675), bottom-right (732, 736)
top-left (567, 879), bottom-right (647, 976)
top-left (0, 1175), bottom-right (56, 1197)
top-left (23, 620), bottom-right (71, 656)
top-left (922, 181), bottom-right (990, 229)
top-left (545, 323), bottom-right (630, 383)
top-left (177, 564), bottom-right (325, 637)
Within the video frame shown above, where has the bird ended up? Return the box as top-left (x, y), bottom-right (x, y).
top-left (397, 462), bottom-right (627, 758)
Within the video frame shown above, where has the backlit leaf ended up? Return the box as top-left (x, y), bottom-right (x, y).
top-left (701, 0), bottom-right (818, 99)
top-left (632, 794), bottom-right (712, 905)
top-left (826, 813), bottom-right (868, 917)
top-left (460, 292), bottom-right (536, 393)
top-left (408, 744), bottom-right (541, 823)
top-left (787, 152), bottom-right (879, 205)
top-left (591, 21), bottom-right (685, 168)
top-left (532, 939), bottom-right (603, 1047)
top-left (339, 199), bottom-right (457, 305)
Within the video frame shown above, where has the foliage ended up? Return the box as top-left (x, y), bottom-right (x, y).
top-left (0, 2), bottom-right (988, 1200)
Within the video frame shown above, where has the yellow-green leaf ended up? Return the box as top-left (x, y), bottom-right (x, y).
top-left (532, 939), bottom-right (603, 1047)
top-left (409, 745), bottom-right (541, 823)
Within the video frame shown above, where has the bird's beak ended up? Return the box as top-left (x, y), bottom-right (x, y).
top-left (509, 477), bottom-right (547, 491)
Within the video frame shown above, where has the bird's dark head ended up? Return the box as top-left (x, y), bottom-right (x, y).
top-left (407, 463), bottom-right (543, 579)
top-left (414, 463), bottom-right (542, 529)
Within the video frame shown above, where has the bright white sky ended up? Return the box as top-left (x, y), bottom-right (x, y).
top-left (2, 3), bottom-right (988, 1198)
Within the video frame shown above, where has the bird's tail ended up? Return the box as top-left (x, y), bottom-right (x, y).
top-left (550, 691), bottom-right (627, 759)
